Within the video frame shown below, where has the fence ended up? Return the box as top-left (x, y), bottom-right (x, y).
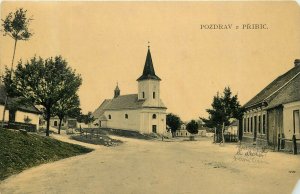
top-left (278, 134), bottom-right (300, 155)
top-left (3, 121), bottom-right (37, 132)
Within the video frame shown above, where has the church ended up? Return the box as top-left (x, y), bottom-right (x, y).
top-left (93, 47), bottom-right (167, 134)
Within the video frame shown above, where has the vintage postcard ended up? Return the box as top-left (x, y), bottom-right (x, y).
top-left (0, 1), bottom-right (300, 194)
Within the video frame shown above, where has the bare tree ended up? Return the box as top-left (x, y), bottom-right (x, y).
top-left (1, 8), bottom-right (33, 128)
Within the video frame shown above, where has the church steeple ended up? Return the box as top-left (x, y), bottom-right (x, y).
top-left (137, 47), bottom-right (161, 81)
top-left (114, 83), bottom-right (120, 98)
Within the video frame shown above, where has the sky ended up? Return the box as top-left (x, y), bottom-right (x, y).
top-left (0, 1), bottom-right (300, 121)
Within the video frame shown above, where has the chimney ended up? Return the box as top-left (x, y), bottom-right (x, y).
top-left (294, 59), bottom-right (300, 67)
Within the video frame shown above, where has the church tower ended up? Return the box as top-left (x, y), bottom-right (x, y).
top-left (114, 83), bottom-right (120, 98)
top-left (137, 47), bottom-right (161, 106)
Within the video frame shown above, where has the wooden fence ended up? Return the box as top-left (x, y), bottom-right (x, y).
top-left (278, 134), bottom-right (300, 155)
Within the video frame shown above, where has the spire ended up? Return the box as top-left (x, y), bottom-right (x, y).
top-left (114, 82), bottom-right (120, 98)
top-left (137, 46), bottom-right (161, 81)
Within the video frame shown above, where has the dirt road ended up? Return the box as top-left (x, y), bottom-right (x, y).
top-left (0, 136), bottom-right (299, 194)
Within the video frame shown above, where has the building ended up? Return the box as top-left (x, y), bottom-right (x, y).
top-left (93, 47), bottom-right (167, 134)
top-left (48, 116), bottom-right (77, 129)
top-left (242, 59), bottom-right (300, 150)
top-left (0, 85), bottom-right (40, 131)
top-left (225, 119), bottom-right (238, 135)
top-left (175, 123), bottom-right (207, 137)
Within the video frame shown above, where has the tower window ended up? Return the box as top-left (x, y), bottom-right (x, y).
top-left (142, 92), bottom-right (145, 98)
top-left (153, 92), bottom-right (156, 99)
top-left (125, 114), bottom-right (128, 119)
top-left (108, 115), bottom-right (111, 119)
top-left (152, 114), bottom-right (157, 119)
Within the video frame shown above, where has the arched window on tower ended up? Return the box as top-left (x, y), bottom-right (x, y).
top-left (152, 114), bottom-right (157, 119)
top-left (108, 115), bottom-right (111, 119)
top-left (125, 114), bottom-right (128, 119)
top-left (153, 92), bottom-right (156, 99)
top-left (142, 92), bottom-right (145, 99)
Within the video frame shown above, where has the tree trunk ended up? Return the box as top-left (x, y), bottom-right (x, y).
top-left (46, 108), bottom-right (51, 137)
top-left (222, 122), bottom-right (225, 145)
top-left (1, 39), bottom-right (18, 129)
top-left (58, 117), bottom-right (63, 134)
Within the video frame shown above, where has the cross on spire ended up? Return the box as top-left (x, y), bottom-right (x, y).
top-left (148, 41), bottom-right (150, 49)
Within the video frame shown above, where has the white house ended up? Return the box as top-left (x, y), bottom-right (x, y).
top-left (93, 47), bottom-right (167, 134)
top-left (225, 120), bottom-right (238, 135)
top-left (0, 85), bottom-right (40, 131)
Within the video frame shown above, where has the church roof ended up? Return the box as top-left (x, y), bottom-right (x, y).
top-left (92, 94), bottom-right (146, 118)
top-left (137, 48), bottom-right (161, 81)
top-left (244, 64), bottom-right (300, 109)
top-left (92, 99), bottom-right (112, 118)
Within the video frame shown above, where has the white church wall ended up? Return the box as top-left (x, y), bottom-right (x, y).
top-left (138, 80), bottom-right (161, 106)
top-left (105, 109), bottom-right (140, 131)
top-left (140, 108), bottom-right (166, 134)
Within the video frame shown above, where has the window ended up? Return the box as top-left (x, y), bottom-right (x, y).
top-left (152, 114), bottom-right (157, 119)
top-left (258, 115), bottom-right (261, 134)
top-left (54, 121), bottom-right (58, 127)
top-left (254, 116), bottom-right (257, 134)
top-left (247, 118), bottom-right (250, 132)
top-left (142, 92), bottom-right (145, 98)
top-left (243, 118), bottom-right (246, 133)
top-left (152, 125), bottom-right (157, 133)
top-left (125, 114), bottom-right (128, 119)
top-left (108, 115), bottom-right (111, 119)
top-left (99, 121), bottom-right (102, 127)
top-left (153, 92), bottom-right (156, 99)
top-left (250, 117), bottom-right (253, 133)
top-left (262, 114), bottom-right (266, 134)
top-left (293, 110), bottom-right (300, 134)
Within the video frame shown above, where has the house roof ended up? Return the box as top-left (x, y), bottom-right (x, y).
top-left (92, 94), bottom-right (146, 119)
top-left (244, 64), bottom-right (300, 109)
top-left (0, 85), bottom-right (40, 114)
top-left (267, 73), bottom-right (300, 109)
top-left (137, 48), bottom-right (161, 81)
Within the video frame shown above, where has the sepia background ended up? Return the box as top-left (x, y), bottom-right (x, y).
top-left (0, 1), bottom-right (300, 121)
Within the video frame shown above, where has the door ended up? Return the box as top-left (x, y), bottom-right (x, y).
top-left (8, 110), bottom-right (16, 122)
top-left (294, 110), bottom-right (300, 134)
top-left (152, 125), bottom-right (157, 133)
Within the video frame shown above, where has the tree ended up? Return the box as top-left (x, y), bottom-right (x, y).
top-left (3, 56), bottom-right (82, 136)
top-left (52, 94), bottom-right (81, 134)
top-left (166, 113), bottom-right (182, 137)
top-left (1, 8), bottom-right (33, 128)
top-left (201, 87), bottom-right (244, 142)
top-left (77, 112), bottom-right (95, 125)
top-left (186, 120), bottom-right (199, 134)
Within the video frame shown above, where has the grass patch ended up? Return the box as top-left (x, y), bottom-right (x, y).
top-left (71, 134), bottom-right (122, 147)
top-left (90, 128), bottom-right (159, 140)
top-left (0, 128), bottom-right (93, 181)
